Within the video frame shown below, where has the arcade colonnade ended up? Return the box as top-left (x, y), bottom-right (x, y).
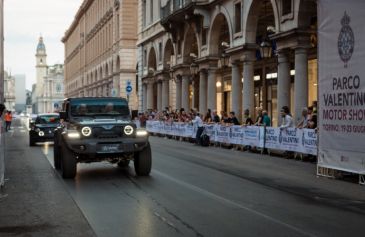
top-left (139, 0), bottom-right (317, 126)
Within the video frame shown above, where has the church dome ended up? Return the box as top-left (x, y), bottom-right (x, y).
top-left (37, 37), bottom-right (46, 52)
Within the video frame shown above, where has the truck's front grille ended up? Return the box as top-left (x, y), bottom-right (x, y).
top-left (92, 126), bottom-right (123, 138)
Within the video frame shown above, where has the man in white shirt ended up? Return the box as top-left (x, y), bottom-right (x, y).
top-left (192, 112), bottom-right (204, 145)
top-left (280, 106), bottom-right (294, 129)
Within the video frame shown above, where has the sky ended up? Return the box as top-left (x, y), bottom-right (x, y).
top-left (4, 0), bottom-right (84, 90)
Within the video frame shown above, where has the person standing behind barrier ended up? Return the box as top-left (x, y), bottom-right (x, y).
top-left (204, 109), bottom-right (212, 123)
top-left (262, 110), bottom-right (271, 127)
top-left (229, 111), bottom-right (240, 125)
top-left (192, 112), bottom-right (204, 145)
top-left (280, 106), bottom-right (294, 158)
top-left (254, 108), bottom-right (263, 126)
top-left (242, 109), bottom-right (253, 126)
top-left (4, 111), bottom-right (12, 132)
top-left (212, 110), bottom-right (220, 123)
top-left (296, 108), bottom-right (308, 128)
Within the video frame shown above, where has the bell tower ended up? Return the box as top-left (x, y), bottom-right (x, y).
top-left (35, 36), bottom-right (47, 95)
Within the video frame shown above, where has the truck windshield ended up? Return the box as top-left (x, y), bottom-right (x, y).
top-left (70, 99), bottom-right (129, 117)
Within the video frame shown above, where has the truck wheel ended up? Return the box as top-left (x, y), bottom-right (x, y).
top-left (134, 143), bottom-right (151, 176)
top-left (53, 136), bottom-right (61, 170)
top-left (60, 141), bottom-right (77, 179)
top-left (29, 136), bottom-right (36, 146)
top-left (117, 160), bottom-right (130, 167)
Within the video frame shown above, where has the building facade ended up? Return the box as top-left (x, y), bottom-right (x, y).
top-left (4, 71), bottom-right (15, 111)
top-left (139, 0), bottom-right (317, 126)
top-left (32, 37), bottom-right (65, 113)
top-left (62, 0), bottom-right (139, 110)
top-left (14, 74), bottom-right (26, 112)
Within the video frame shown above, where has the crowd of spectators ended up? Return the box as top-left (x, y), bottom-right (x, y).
top-left (138, 103), bottom-right (318, 130)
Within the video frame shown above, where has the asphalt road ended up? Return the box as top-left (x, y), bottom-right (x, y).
top-left (14, 118), bottom-right (365, 236)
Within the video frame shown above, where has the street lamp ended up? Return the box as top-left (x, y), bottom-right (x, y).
top-left (260, 39), bottom-right (272, 59)
top-left (190, 63), bottom-right (199, 76)
top-left (220, 53), bottom-right (229, 68)
top-left (169, 69), bottom-right (175, 82)
top-left (259, 37), bottom-right (272, 111)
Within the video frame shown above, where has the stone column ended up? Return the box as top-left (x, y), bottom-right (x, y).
top-left (142, 83), bottom-right (147, 112)
top-left (192, 78), bottom-right (199, 110)
top-left (294, 47), bottom-right (308, 124)
top-left (199, 70), bottom-right (207, 113)
top-left (277, 50), bottom-right (291, 124)
top-left (231, 62), bottom-right (242, 120)
top-left (242, 53), bottom-right (255, 117)
top-left (207, 69), bottom-right (217, 111)
top-left (157, 81), bottom-right (162, 111)
top-left (175, 76), bottom-right (182, 110)
top-left (147, 82), bottom-right (154, 110)
top-left (181, 75), bottom-right (190, 111)
top-left (161, 79), bottom-right (169, 110)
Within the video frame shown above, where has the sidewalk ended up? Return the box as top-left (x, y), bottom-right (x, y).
top-left (0, 119), bottom-right (96, 237)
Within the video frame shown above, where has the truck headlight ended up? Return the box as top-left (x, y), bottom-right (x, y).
top-left (67, 131), bottom-right (80, 139)
top-left (136, 130), bottom-right (148, 137)
top-left (81, 126), bottom-right (92, 137)
top-left (124, 125), bottom-right (134, 135)
top-left (38, 131), bottom-right (45, 136)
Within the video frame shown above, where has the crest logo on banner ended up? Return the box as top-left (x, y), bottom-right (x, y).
top-left (338, 11), bottom-right (355, 68)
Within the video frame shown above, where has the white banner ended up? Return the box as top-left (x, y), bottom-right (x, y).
top-left (146, 121), bottom-right (317, 155)
top-left (318, 0), bottom-right (365, 174)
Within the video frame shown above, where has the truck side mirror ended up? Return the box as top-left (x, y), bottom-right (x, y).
top-left (59, 111), bottom-right (67, 120)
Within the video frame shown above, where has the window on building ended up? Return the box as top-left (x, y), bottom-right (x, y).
top-left (142, 0), bottom-right (146, 27)
top-left (144, 49), bottom-right (147, 67)
top-left (282, 0), bottom-right (292, 16)
top-left (150, 0), bottom-right (154, 23)
top-left (177, 40), bottom-right (181, 55)
top-left (202, 28), bottom-right (207, 46)
top-left (158, 42), bottom-right (162, 62)
top-left (234, 2), bottom-right (242, 33)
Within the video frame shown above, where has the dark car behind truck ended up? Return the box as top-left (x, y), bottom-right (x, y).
top-left (54, 97), bottom-right (151, 179)
top-left (29, 113), bottom-right (60, 146)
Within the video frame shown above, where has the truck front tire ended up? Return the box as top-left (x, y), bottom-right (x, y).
top-left (134, 143), bottom-right (152, 176)
top-left (60, 141), bottom-right (77, 179)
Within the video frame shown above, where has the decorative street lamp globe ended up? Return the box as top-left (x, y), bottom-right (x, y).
top-left (260, 40), bottom-right (272, 59)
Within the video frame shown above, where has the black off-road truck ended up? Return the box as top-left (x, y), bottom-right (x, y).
top-left (54, 97), bottom-right (151, 179)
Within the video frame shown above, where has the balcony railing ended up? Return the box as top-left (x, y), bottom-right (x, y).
top-left (161, 0), bottom-right (193, 20)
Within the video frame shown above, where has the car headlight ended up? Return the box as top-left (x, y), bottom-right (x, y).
top-left (136, 129), bottom-right (148, 137)
top-left (124, 125), bottom-right (134, 135)
top-left (81, 126), bottom-right (92, 137)
top-left (38, 131), bottom-right (45, 136)
top-left (67, 131), bottom-right (81, 139)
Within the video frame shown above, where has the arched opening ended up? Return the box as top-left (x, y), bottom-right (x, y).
top-left (209, 13), bottom-right (231, 114)
top-left (163, 39), bottom-right (175, 70)
top-left (209, 13), bottom-right (231, 57)
top-left (183, 26), bottom-right (199, 64)
top-left (105, 63), bottom-right (109, 77)
top-left (99, 67), bottom-right (103, 81)
top-left (148, 47), bottom-right (157, 74)
top-left (147, 47), bottom-right (157, 110)
top-left (245, 0), bottom-right (278, 124)
top-left (116, 56), bottom-right (120, 73)
top-left (298, 0), bottom-right (318, 109)
top-left (94, 70), bottom-right (98, 83)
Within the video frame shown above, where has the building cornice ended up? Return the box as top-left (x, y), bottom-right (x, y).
top-left (62, 0), bottom-right (93, 43)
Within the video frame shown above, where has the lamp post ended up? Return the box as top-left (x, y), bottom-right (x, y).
top-left (259, 38), bottom-right (272, 110)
